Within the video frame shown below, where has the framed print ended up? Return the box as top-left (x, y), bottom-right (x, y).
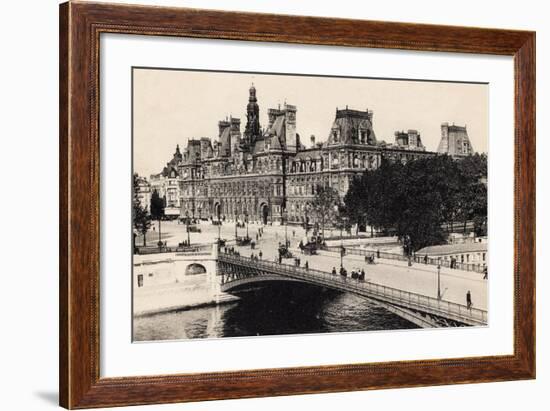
top-left (59, 1), bottom-right (535, 409)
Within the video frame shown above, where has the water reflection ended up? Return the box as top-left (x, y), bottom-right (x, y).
top-left (133, 282), bottom-right (418, 341)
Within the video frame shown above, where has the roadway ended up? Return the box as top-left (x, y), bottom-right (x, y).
top-left (142, 219), bottom-right (487, 311)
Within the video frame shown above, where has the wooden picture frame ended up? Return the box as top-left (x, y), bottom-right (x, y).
top-left (59, 1), bottom-right (535, 408)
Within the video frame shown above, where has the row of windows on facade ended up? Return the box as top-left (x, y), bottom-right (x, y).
top-left (182, 202), bottom-right (285, 216)
top-left (179, 200), bottom-right (315, 223)
top-left (180, 152), bottom-right (384, 179)
top-left (179, 176), bottom-right (347, 198)
top-left (330, 127), bottom-right (373, 144)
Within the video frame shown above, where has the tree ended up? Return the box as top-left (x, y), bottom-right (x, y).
top-left (343, 154), bottom-right (487, 253)
top-left (132, 173), bottom-right (151, 248)
top-left (391, 157), bottom-right (447, 252)
top-left (361, 158), bottom-right (404, 235)
top-left (308, 185), bottom-right (340, 239)
top-left (335, 204), bottom-right (353, 236)
top-left (343, 175), bottom-right (368, 235)
top-left (150, 189), bottom-right (165, 247)
top-left (455, 153), bottom-right (488, 235)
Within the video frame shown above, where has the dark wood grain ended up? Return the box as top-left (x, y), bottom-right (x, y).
top-left (59, 1), bottom-right (535, 409)
top-left (59, 2), bottom-right (69, 407)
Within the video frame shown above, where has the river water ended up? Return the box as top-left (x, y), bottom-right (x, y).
top-left (134, 282), bottom-right (418, 341)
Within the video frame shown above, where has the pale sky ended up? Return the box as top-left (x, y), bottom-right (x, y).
top-left (133, 68), bottom-right (488, 178)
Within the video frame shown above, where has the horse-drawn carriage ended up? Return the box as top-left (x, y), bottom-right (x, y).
top-left (188, 224), bottom-right (201, 233)
top-left (302, 242), bottom-right (318, 255)
top-left (278, 243), bottom-right (293, 259)
top-left (236, 236), bottom-right (251, 246)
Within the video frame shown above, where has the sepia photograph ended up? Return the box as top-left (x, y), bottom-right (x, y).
top-left (131, 67), bottom-right (488, 342)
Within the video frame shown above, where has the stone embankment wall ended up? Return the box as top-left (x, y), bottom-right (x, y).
top-left (133, 246), bottom-right (238, 316)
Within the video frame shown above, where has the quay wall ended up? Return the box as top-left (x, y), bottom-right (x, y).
top-left (133, 248), bottom-right (238, 316)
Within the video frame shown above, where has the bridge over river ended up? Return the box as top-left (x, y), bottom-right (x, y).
top-left (217, 254), bottom-right (487, 328)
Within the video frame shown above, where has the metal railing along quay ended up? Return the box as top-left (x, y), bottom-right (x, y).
top-left (218, 254), bottom-right (487, 326)
top-left (322, 246), bottom-right (486, 274)
top-left (135, 244), bottom-right (211, 255)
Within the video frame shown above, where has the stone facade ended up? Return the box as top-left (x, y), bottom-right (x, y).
top-left (152, 85), bottom-right (444, 225)
top-left (135, 175), bottom-right (151, 210)
top-left (437, 122), bottom-right (474, 157)
top-left (149, 146), bottom-right (183, 218)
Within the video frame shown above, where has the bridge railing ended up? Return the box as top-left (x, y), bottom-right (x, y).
top-left (322, 246), bottom-right (486, 274)
top-left (218, 254), bottom-right (487, 325)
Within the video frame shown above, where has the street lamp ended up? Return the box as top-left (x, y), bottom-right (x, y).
top-left (340, 215), bottom-right (348, 269)
top-left (245, 210), bottom-right (249, 239)
top-left (437, 262), bottom-right (442, 300)
top-left (234, 206), bottom-right (238, 242)
top-left (283, 208), bottom-right (288, 247)
top-left (185, 210), bottom-right (190, 246)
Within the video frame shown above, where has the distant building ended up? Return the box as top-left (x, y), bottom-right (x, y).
top-left (149, 145), bottom-right (182, 219)
top-left (417, 242), bottom-right (487, 268)
top-left (134, 175), bottom-right (151, 210)
top-left (437, 123), bottom-right (474, 157)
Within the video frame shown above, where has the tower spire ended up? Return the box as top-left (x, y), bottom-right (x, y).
top-left (244, 83), bottom-right (260, 149)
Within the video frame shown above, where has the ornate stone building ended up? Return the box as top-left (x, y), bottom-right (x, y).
top-left (149, 146), bottom-right (183, 218)
top-left (152, 85), bottom-right (444, 224)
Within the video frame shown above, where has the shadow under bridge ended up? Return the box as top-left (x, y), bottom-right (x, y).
top-left (217, 254), bottom-right (488, 329)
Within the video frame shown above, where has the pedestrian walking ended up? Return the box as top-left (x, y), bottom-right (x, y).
top-left (332, 267), bottom-right (337, 275)
top-left (305, 261), bottom-right (309, 270)
top-left (259, 250), bottom-right (263, 260)
top-left (483, 267), bottom-right (488, 279)
top-left (466, 290), bottom-right (472, 309)
top-left (376, 249), bottom-right (380, 259)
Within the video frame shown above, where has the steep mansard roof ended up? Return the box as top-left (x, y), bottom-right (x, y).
top-left (327, 108), bottom-right (377, 145)
top-left (218, 127), bottom-right (232, 157)
top-left (266, 114), bottom-right (285, 138)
